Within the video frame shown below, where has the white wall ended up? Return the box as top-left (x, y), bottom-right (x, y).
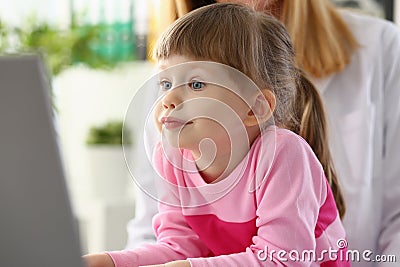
top-left (53, 62), bottom-right (154, 204)
top-left (53, 61), bottom-right (155, 252)
top-left (395, 0), bottom-right (400, 25)
top-left (0, 0), bottom-right (70, 27)
top-left (0, 0), bottom-right (148, 33)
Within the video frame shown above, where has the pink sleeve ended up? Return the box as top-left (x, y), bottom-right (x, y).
top-left (107, 205), bottom-right (211, 267)
top-left (188, 134), bottom-right (329, 267)
top-left (107, 145), bottom-right (211, 267)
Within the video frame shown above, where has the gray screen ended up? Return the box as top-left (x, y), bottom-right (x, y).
top-left (0, 55), bottom-right (84, 267)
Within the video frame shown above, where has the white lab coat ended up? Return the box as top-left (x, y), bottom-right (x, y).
top-left (127, 10), bottom-right (400, 267)
top-left (309, 11), bottom-right (400, 267)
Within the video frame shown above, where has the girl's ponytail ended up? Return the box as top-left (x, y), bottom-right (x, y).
top-left (293, 71), bottom-right (346, 219)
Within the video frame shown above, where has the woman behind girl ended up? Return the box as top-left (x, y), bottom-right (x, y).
top-left (85, 3), bottom-right (350, 267)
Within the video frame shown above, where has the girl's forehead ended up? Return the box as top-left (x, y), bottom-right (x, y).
top-left (157, 55), bottom-right (197, 69)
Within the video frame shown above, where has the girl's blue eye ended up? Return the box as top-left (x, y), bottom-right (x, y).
top-left (160, 81), bottom-right (172, 90)
top-left (190, 81), bottom-right (205, 90)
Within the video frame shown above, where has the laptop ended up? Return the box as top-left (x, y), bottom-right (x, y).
top-left (0, 54), bottom-right (85, 267)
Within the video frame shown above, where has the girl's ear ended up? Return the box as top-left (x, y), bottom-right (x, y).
top-left (243, 89), bottom-right (276, 127)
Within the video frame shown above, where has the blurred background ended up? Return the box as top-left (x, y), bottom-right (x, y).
top-left (0, 0), bottom-right (399, 255)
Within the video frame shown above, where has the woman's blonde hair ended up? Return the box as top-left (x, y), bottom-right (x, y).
top-left (153, 3), bottom-right (346, 218)
top-left (281, 0), bottom-right (359, 77)
top-left (170, 0), bottom-right (359, 78)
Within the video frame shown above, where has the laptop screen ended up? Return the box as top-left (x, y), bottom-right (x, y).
top-left (0, 54), bottom-right (85, 267)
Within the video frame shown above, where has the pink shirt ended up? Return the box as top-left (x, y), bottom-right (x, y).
top-left (108, 127), bottom-right (350, 266)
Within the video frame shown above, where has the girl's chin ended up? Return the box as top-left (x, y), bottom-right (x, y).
top-left (162, 135), bottom-right (195, 150)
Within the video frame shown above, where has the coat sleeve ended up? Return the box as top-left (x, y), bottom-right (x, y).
top-left (378, 21), bottom-right (400, 263)
top-left (125, 86), bottom-right (160, 249)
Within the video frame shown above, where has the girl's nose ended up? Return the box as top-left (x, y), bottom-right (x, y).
top-left (162, 89), bottom-right (182, 110)
top-left (163, 102), bottom-right (176, 109)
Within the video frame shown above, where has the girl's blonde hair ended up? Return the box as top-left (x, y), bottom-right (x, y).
top-left (171, 0), bottom-right (359, 78)
top-left (154, 3), bottom-right (346, 218)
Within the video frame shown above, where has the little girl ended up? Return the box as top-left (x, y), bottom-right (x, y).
top-left (85, 3), bottom-right (349, 267)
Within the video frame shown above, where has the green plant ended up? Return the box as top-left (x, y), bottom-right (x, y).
top-left (16, 18), bottom-right (77, 76)
top-left (0, 15), bottom-right (136, 76)
top-left (71, 23), bottom-right (135, 69)
top-left (86, 120), bottom-right (131, 146)
top-left (0, 20), bottom-right (9, 51)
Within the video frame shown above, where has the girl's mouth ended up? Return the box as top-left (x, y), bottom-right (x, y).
top-left (161, 117), bottom-right (193, 130)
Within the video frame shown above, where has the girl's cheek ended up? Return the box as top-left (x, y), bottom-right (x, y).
top-left (153, 101), bottom-right (163, 133)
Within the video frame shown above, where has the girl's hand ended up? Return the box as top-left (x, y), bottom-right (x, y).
top-left (83, 253), bottom-right (115, 267)
top-left (142, 260), bottom-right (191, 267)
